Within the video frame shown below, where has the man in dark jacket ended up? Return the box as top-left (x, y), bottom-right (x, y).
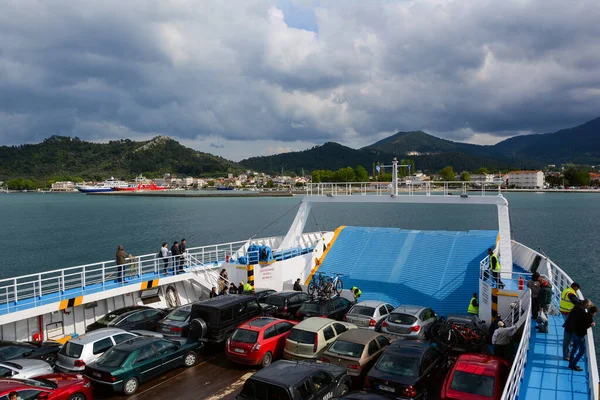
top-left (178, 239), bottom-right (187, 273)
top-left (563, 299), bottom-right (593, 361)
top-left (116, 245), bottom-right (129, 282)
top-left (536, 278), bottom-right (552, 333)
top-left (293, 278), bottom-right (302, 291)
top-left (171, 241), bottom-right (181, 274)
top-left (567, 304), bottom-right (597, 371)
top-left (527, 272), bottom-right (541, 319)
top-left (209, 287), bottom-right (218, 298)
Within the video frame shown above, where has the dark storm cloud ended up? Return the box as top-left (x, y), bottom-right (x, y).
top-left (0, 0), bottom-right (599, 150)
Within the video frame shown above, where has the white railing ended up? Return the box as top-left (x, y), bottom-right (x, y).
top-left (306, 181), bottom-right (502, 197)
top-left (501, 294), bottom-right (531, 400)
top-left (0, 237), bottom-right (320, 315)
top-left (479, 255), bottom-right (533, 289)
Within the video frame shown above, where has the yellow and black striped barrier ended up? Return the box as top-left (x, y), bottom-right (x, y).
top-left (247, 265), bottom-right (254, 288)
top-left (491, 288), bottom-right (499, 320)
top-left (59, 296), bottom-right (83, 311)
top-left (141, 279), bottom-right (159, 290)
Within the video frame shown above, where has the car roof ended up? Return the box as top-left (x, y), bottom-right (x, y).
top-left (269, 291), bottom-right (300, 298)
top-left (238, 317), bottom-right (281, 331)
top-left (455, 354), bottom-right (508, 376)
top-left (193, 294), bottom-right (254, 308)
top-left (294, 317), bottom-right (336, 332)
top-left (334, 329), bottom-right (382, 344)
top-left (390, 305), bottom-right (426, 314)
top-left (69, 328), bottom-right (128, 344)
top-left (0, 358), bottom-right (49, 368)
top-left (249, 360), bottom-right (341, 386)
top-left (111, 336), bottom-right (160, 351)
top-left (352, 300), bottom-right (390, 308)
top-left (385, 340), bottom-right (431, 356)
top-left (253, 288), bottom-right (276, 293)
top-left (109, 306), bottom-right (150, 315)
top-left (0, 341), bottom-right (36, 348)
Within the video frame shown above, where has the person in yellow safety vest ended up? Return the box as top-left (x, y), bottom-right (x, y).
top-left (350, 286), bottom-right (362, 301)
top-left (243, 282), bottom-right (253, 292)
top-left (560, 282), bottom-right (581, 318)
top-left (487, 248), bottom-right (504, 288)
top-left (468, 293), bottom-right (479, 315)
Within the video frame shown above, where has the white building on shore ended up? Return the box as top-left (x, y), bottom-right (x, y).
top-left (51, 181), bottom-right (77, 191)
top-left (506, 170), bottom-right (544, 189)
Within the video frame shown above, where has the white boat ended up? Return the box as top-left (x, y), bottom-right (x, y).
top-left (0, 158), bottom-right (596, 399)
top-left (76, 178), bottom-right (129, 193)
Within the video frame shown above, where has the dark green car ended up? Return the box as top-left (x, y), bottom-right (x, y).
top-left (84, 336), bottom-right (203, 395)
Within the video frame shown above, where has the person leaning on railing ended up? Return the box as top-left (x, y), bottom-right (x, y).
top-left (535, 277), bottom-right (552, 334)
top-left (116, 244), bottom-right (131, 283)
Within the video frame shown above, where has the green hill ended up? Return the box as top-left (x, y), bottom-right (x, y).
top-left (0, 135), bottom-right (242, 180)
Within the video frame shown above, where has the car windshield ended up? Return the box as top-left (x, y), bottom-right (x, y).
top-left (96, 311), bottom-right (123, 326)
top-left (20, 378), bottom-right (57, 390)
top-left (266, 297), bottom-right (285, 306)
top-left (288, 329), bottom-right (315, 344)
top-left (60, 341), bottom-right (84, 358)
top-left (299, 303), bottom-right (322, 313)
top-left (450, 370), bottom-right (495, 397)
top-left (389, 313), bottom-right (417, 325)
top-left (232, 329), bottom-right (259, 344)
top-left (96, 348), bottom-right (130, 368)
top-left (166, 307), bottom-right (191, 322)
top-left (328, 340), bottom-right (364, 358)
top-left (348, 306), bottom-right (375, 317)
top-left (376, 354), bottom-right (419, 377)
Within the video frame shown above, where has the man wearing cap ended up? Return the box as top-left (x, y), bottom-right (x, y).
top-left (492, 321), bottom-right (518, 360)
top-left (560, 282), bottom-right (581, 319)
top-left (487, 248), bottom-right (504, 288)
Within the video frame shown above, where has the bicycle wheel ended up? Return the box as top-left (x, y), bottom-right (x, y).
top-left (433, 326), bottom-right (458, 348)
top-left (308, 281), bottom-right (316, 297)
top-left (429, 321), bottom-right (446, 341)
top-left (324, 283), bottom-right (333, 299)
top-left (334, 279), bottom-right (343, 295)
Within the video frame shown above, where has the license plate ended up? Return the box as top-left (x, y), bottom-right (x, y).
top-left (161, 326), bottom-right (171, 333)
top-left (379, 385), bottom-right (395, 393)
top-left (234, 348), bottom-right (245, 354)
top-left (93, 372), bottom-right (101, 378)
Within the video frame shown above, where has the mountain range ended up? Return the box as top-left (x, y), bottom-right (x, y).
top-left (1, 116), bottom-right (598, 180)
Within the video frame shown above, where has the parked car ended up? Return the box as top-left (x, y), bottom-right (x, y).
top-left (188, 295), bottom-right (276, 343)
top-left (379, 305), bottom-right (436, 340)
top-left (265, 291), bottom-right (311, 319)
top-left (157, 303), bottom-right (194, 338)
top-left (85, 336), bottom-right (204, 395)
top-left (320, 330), bottom-right (393, 383)
top-left (55, 328), bottom-right (141, 372)
top-left (296, 297), bottom-right (354, 321)
top-left (441, 354), bottom-right (510, 400)
top-left (243, 288), bottom-right (278, 302)
top-left (344, 301), bottom-right (395, 329)
top-left (0, 374), bottom-right (93, 400)
top-left (236, 360), bottom-right (352, 400)
top-left (86, 305), bottom-right (168, 332)
top-left (0, 359), bottom-right (53, 379)
top-left (364, 341), bottom-right (448, 399)
top-left (284, 318), bottom-right (357, 361)
top-left (0, 341), bottom-right (62, 365)
top-left (226, 317), bottom-right (298, 367)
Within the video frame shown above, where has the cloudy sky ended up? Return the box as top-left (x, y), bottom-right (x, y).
top-left (1, 0), bottom-right (600, 161)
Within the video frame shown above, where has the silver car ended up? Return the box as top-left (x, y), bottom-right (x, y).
top-left (344, 301), bottom-right (395, 329)
top-left (0, 358), bottom-right (53, 379)
top-left (379, 305), bottom-right (436, 340)
top-left (55, 328), bottom-right (140, 372)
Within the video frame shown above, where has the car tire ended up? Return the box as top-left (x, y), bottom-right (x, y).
top-left (189, 318), bottom-right (207, 341)
top-left (184, 351), bottom-right (198, 367)
top-left (123, 377), bottom-right (139, 395)
top-left (337, 383), bottom-right (350, 397)
top-left (68, 393), bottom-right (86, 400)
top-left (261, 351), bottom-right (273, 368)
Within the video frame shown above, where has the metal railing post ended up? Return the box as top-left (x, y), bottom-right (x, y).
top-left (38, 274), bottom-right (42, 298)
top-left (101, 262), bottom-right (105, 290)
top-left (82, 266), bottom-right (86, 288)
top-left (13, 279), bottom-right (18, 303)
top-left (60, 270), bottom-right (65, 293)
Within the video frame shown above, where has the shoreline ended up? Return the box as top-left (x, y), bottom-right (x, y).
top-left (85, 191), bottom-right (295, 197)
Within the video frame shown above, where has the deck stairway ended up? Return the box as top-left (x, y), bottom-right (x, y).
top-left (317, 227), bottom-right (497, 316)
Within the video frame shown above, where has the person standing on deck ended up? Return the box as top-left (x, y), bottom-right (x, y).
top-left (238, 282), bottom-right (244, 294)
top-left (160, 242), bottom-right (169, 274)
top-left (563, 299), bottom-right (592, 361)
top-left (220, 286), bottom-right (229, 296)
top-left (560, 282), bottom-right (581, 319)
top-left (487, 248), bottom-right (503, 288)
top-left (229, 283), bottom-right (238, 294)
top-left (467, 293), bottom-right (479, 315)
top-left (178, 239), bottom-right (187, 273)
top-left (567, 305), bottom-right (597, 371)
top-left (209, 287), bottom-right (218, 298)
top-left (527, 272), bottom-right (541, 319)
top-left (536, 277), bottom-right (552, 333)
top-left (491, 321), bottom-right (518, 361)
top-left (116, 245), bottom-right (129, 283)
top-left (350, 286), bottom-right (362, 301)
top-left (219, 269), bottom-right (228, 292)
top-left (171, 241), bottom-right (181, 274)
top-left (243, 281), bottom-right (253, 292)
top-left (293, 279), bottom-right (302, 291)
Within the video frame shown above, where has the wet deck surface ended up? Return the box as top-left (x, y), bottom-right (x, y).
top-left (95, 345), bottom-right (253, 400)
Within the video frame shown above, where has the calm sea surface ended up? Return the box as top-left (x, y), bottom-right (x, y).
top-left (1, 192), bottom-right (600, 351)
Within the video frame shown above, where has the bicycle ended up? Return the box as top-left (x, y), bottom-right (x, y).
top-left (308, 272), bottom-right (344, 298)
top-left (308, 272), bottom-right (327, 297)
top-left (431, 318), bottom-right (487, 350)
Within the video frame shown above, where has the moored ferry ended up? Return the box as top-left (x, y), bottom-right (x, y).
top-left (1, 159), bottom-right (596, 399)
top-left (76, 178), bottom-right (129, 193)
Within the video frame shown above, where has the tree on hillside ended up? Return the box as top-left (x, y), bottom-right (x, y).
top-left (476, 167), bottom-right (489, 174)
top-left (265, 180), bottom-right (275, 188)
top-left (355, 165), bottom-right (369, 182)
top-left (460, 171), bottom-right (471, 181)
top-left (439, 166), bottom-right (456, 181)
top-left (334, 167), bottom-right (356, 182)
top-left (564, 168), bottom-right (590, 187)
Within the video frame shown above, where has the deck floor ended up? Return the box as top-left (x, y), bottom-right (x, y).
top-left (520, 315), bottom-right (589, 400)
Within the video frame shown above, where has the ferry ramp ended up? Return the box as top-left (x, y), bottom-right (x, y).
top-left (317, 227), bottom-right (498, 316)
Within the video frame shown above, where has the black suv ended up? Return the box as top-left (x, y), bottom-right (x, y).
top-left (265, 291), bottom-right (310, 319)
top-left (237, 360), bottom-right (352, 400)
top-left (296, 297), bottom-right (353, 321)
top-left (188, 295), bottom-right (276, 342)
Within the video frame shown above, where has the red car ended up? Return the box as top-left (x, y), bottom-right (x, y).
top-left (0, 373), bottom-right (93, 400)
top-left (226, 317), bottom-right (297, 368)
top-left (441, 354), bottom-right (510, 400)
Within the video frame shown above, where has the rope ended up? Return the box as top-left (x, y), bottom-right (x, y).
top-left (248, 201), bottom-right (302, 241)
top-left (310, 208), bottom-right (323, 237)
